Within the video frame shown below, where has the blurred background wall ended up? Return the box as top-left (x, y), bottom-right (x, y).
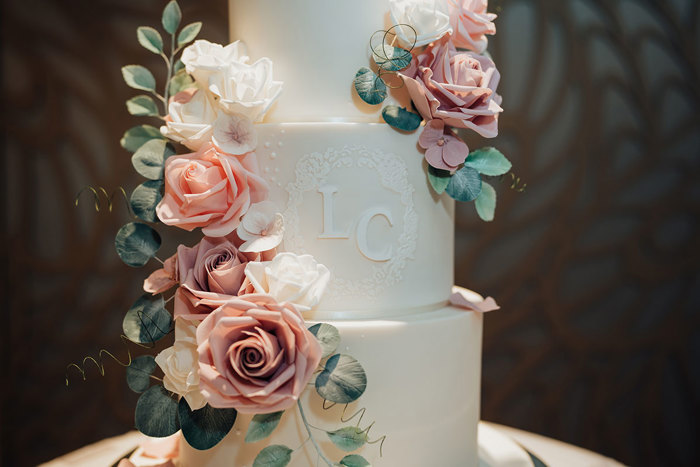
top-left (1, 0), bottom-right (698, 466)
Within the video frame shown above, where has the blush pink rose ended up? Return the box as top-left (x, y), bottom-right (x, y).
top-left (400, 37), bottom-right (503, 138)
top-left (447, 0), bottom-right (497, 53)
top-left (156, 142), bottom-right (268, 237)
top-left (196, 295), bottom-right (322, 413)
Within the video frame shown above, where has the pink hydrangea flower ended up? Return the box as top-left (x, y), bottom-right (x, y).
top-left (419, 120), bottom-right (469, 171)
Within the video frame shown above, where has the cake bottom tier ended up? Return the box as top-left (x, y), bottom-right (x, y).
top-left (178, 297), bottom-right (483, 467)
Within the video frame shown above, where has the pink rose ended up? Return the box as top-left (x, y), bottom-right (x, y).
top-left (400, 37), bottom-right (502, 138)
top-left (196, 295), bottom-right (322, 413)
top-left (156, 142), bottom-right (268, 237)
top-left (447, 0), bottom-right (497, 53)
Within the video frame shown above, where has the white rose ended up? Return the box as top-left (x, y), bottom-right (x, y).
top-left (236, 201), bottom-right (285, 253)
top-left (154, 319), bottom-right (206, 411)
top-left (160, 89), bottom-right (216, 151)
top-left (244, 253), bottom-right (330, 310)
top-left (390, 0), bottom-right (453, 48)
top-left (181, 39), bottom-right (249, 89)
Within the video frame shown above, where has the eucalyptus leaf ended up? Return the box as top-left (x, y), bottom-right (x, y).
top-left (308, 323), bottom-right (340, 359)
top-left (327, 426), bottom-right (367, 452)
top-left (475, 181), bottom-right (497, 222)
top-left (135, 385), bottom-right (180, 437)
top-left (179, 399), bottom-right (238, 450)
top-left (122, 65), bottom-right (156, 92)
top-left (130, 180), bottom-right (163, 223)
top-left (173, 59), bottom-right (185, 74)
top-left (252, 445), bottom-right (293, 467)
top-left (354, 67), bottom-right (387, 105)
top-left (131, 139), bottom-right (175, 180)
top-left (340, 454), bottom-right (371, 467)
top-left (464, 147), bottom-right (512, 176)
top-left (178, 22), bottom-right (202, 47)
top-left (169, 72), bottom-right (195, 96)
top-left (126, 355), bottom-right (157, 393)
top-left (315, 354), bottom-right (367, 404)
top-left (122, 294), bottom-right (172, 344)
top-left (162, 0), bottom-right (182, 34)
top-left (428, 166), bottom-right (451, 195)
top-left (372, 44), bottom-right (412, 71)
top-left (137, 26), bottom-right (164, 54)
top-left (245, 411), bottom-right (284, 443)
top-left (382, 105), bottom-right (421, 132)
top-left (446, 166), bottom-right (482, 202)
top-left (115, 222), bottom-right (162, 268)
top-left (126, 95), bottom-right (159, 117)
top-left (121, 125), bottom-right (166, 153)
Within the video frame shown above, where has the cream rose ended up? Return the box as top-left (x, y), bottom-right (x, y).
top-left (181, 40), bottom-right (249, 89)
top-left (160, 89), bottom-right (216, 151)
top-left (390, 0), bottom-right (452, 48)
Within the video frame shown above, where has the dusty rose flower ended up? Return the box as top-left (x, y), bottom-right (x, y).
top-left (143, 255), bottom-right (178, 295)
top-left (447, 0), bottom-right (497, 53)
top-left (400, 37), bottom-right (502, 138)
top-left (156, 142), bottom-right (268, 237)
top-left (419, 119), bottom-right (469, 171)
top-left (196, 295), bottom-right (322, 413)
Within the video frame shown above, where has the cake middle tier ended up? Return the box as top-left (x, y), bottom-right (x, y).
top-left (256, 123), bottom-right (454, 316)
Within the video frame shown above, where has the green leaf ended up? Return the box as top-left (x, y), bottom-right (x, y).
top-left (354, 67), bottom-right (387, 105)
top-left (315, 354), bottom-right (367, 404)
top-left (169, 72), bottom-right (195, 96)
top-left (137, 26), bottom-right (164, 54)
top-left (327, 426), bottom-right (367, 452)
top-left (121, 125), bottom-right (166, 153)
top-left (372, 45), bottom-right (412, 71)
top-left (135, 385), bottom-right (180, 437)
top-left (131, 180), bottom-right (164, 223)
top-left (446, 166), bottom-right (482, 202)
top-left (178, 22), bottom-right (202, 47)
top-left (162, 0), bottom-right (182, 35)
top-left (428, 166), bottom-right (451, 195)
top-left (131, 139), bottom-right (175, 180)
top-left (340, 454), bottom-right (371, 467)
top-left (308, 323), bottom-right (341, 359)
top-left (475, 181), bottom-right (497, 222)
top-left (464, 147), bottom-right (512, 176)
top-left (173, 59), bottom-right (185, 74)
top-left (245, 411), bottom-right (284, 443)
top-left (179, 399), bottom-right (238, 450)
top-left (252, 445), bottom-right (293, 467)
top-left (382, 105), bottom-right (421, 132)
top-left (126, 95), bottom-right (160, 117)
top-left (122, 65), bottom-right (156, 92)
top-left (122, 294), bottom-right (172, 344)
top-left (115, 222), bottom-right (162, 268)
top-left (126, 355), bottom-right (157, 393)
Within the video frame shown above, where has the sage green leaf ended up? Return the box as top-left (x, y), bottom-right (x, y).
top-left (178, 22), bottom-right (202, 47)
top-left (327, 426), bottom-right (367, 452)
top-left (354, 67), bottom-right (387, 105)
top-left (130, 180), bottom-right (163, 223)
top-left (135, 385), bottom-right (180, 437)
top-left (245, 411), bottom-right (284, 443)
top-left (126, 95), bottom-right (159, 117)
top-left (464, 147), bottom-right (512, 176)
top-left (126, 355), bottom-right (157, 393)
top-left (115, 222), bottom-right (162, 268)
top-left (137, 26), bottom-right (164, 54)
top-left (382, 105), bottom-right (421, 132)
top-left (122, 294), bottom-right (172, 344)
top-left (121, 125), bottom-right (166, 153)
top-left (428, 166), bottom-right (451, 195)
top-left (475, 181), bottom-right (497, 222)
top-left (372, 45), bottom-right (412, 71)
top-left (315, 354), bottom-right (367, 404)
top-left (162, 0), bottom-right (182, 35)
top-left (131, 139), bottom-right (175, 180)
top-left (252, 445), bottom-right (293, 467)
top-left (122, 65), bottom-right (156, 92)
top-left (340, 454), bottom-right (371, 467)
top-left (179, 399), bottom-right (238, 450)
top-left (169, 72), bottom-right (195, 95)
top-left (308, 323), bottom-right (341, 359)
top-left (446, 166), bottom-right (482, 202)
top-left (173, 59), bottom-right (185, 74)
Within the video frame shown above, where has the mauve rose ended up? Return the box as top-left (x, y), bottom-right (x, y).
top-left (447, 0), bottom-right (497, 53)
top-left (400, 37), bottom-right (503, 138)
top-left (196, 295), bottom-right (322, 413)
top-left (156, 142), bottom-right (268, 237)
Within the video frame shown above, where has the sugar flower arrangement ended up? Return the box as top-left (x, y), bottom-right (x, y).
top-left (354, 0), bottom-right (511, 221)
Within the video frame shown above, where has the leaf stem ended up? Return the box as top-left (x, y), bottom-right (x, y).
top-left (162, 33), bottom-right (176, 114)
top-left (297, 400), bottom-right (333, 467)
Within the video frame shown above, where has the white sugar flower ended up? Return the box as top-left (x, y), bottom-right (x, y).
top-left (160, 89), bottom-right (217, 151)
top-left (390, 0), bottom-right (453, 48)
top-left (237, 201), bottom-right (284, 253)
top-left (211, 112), bottom-right (257, 155)
top-left (181, 39), bottom-right (249, 89)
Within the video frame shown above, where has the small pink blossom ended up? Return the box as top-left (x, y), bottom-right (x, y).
top-left (418, 120), bottom-right (469, 171)
top-left (447, 0), bottom-right (497, 53)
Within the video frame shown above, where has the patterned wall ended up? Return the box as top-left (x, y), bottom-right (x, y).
top-left (1, 0), bottom-right (698, 466)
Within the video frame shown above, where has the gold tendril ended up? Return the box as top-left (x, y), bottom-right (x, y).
top-left (368, 24), bottom-right (419, 92)
top-left (75, 186), bottom-right (131, 214)
top-left (321, 401), bottom-right (387, 457)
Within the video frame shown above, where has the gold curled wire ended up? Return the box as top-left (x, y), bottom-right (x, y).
top-left (321, 400), bottom-right (387, 457)
top-left (74, 185), bottom-right (131, 213)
